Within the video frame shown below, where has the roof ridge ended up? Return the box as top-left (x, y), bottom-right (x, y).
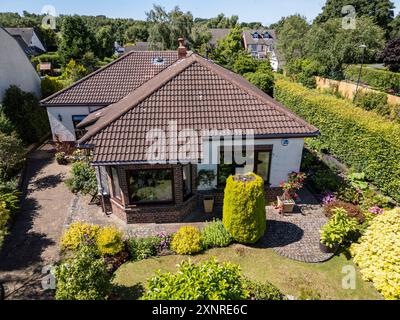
top-left (78, 54), bottom-right (197, 144)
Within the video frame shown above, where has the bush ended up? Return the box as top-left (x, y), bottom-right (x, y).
top-left (324, 201), bottom-right (365, 223)
top-left (65, 161), bottom-right (98, 195)
top-left (0, 132), bottom-right (26, 180)
top-left (0, 110), bottom-right (15, 135)
top-left (244, 72), bottom-right (274, 96)
top-left (353, 91), bottom-right (390, 116)
top-left (128, 237), bottom-right (161, 261)
top-left (31, 52), bottom-right (61, 69)
top-left (142, 258), bottom-right (248, 300)
top-left (96, 226), bottom-right (125, 256)
top-left (41, 76), bottom-right (66, 98)
top-left (54, 245), bottom-right (112, 300)
top-left (320, 208), bottom-right (359, 249)
top-left (223, 173), bottom-right (266, 244)
top-left (344, 65), bottom-right (400, 94)
top-left (201, 220), bottom-right (232, 249)
top-left (171, 226), bottom-right (202, 255)
top-left (351, 209), bottom-right (400, 300)
top-left (243, 279), bottom-right (285, 300)
top-left (60, 222), bottom-right (100, 252)
top-left (286, 58), bottom-right (324, 89)
top-left (0, 201), bottom-right (11, 249)
top-left (55, 152), bottom-right (67, 165)
top-left (274, 77), bottom-right (400, 202)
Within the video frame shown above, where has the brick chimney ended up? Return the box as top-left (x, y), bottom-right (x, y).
top-left (178, 38), bottom-right (187, 59)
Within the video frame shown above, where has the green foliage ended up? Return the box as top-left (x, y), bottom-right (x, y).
top-left (55, 152), bottom-right (67, 165)
top-left (205, 13), bottom-right (239, 28)
top-left (41, 76), bottom-right (66, 98)
top-left (286, 58), bottom-right (325, 88)
top-left (274, 77), bottom-right (400, 202)
top-left (0, 110), bottom-right (15, 136)
top-left (95, 25), bottom-right (116, 59)
top-left (212, 27), bottom-right (245, 69)
top-left (142, 258), bottom-right (248, 300)
top-left (382, 37), bottom-right (400, 72)
top-left (2, 86), bottom-right (49, 144)
top-left (96, 226), bottom-right (125, 256)
top-left (244, 72), bottom-right (274, 96)
top-left (298, 288), bottom-right (322, 300)
top-left (128, 237), bottom-right (160, 261)
top-left (347, 172), bottom-right (368, 191)
top-left (65, 161), bottom-right (98, 195)
top-left (233, 54), bottom-right (258, 75)
top-left (344, 65), bottom-right (400, 93)
top-left (324, 201), bottom-right (365, 223)
top-left (201, 220), bottom-right (232, 249)
top-left (0, 132), bottom-right (25, 180)
top-left (171, 226), bottom-right (202, 255)
top-left (223, 173), bottom-right (266, 244)
top-left (125, 23), bottom-right (149, 43)
top-left (54, 245), bottom-right (112, 300)
top-left (0, 201), bottom-right (10, 249)
top-left (0, 189), bottom-right (17, 249)
top-left (61, 59), bottom-right (89, 82)
top-left (243, 278), bottom-right (286, 300)
top-left (389, 14), bottom-right (400, 39)
top-left (31, 52), bottom-right (61, 69)
top-left (320, 208), bottom-right (359, 249)
top-left (354, 91), bottom-right (390, 117)
top-left (351, 209), bottom-right (400, 300)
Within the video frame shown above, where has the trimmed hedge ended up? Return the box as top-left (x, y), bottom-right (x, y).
top-left (274, 78), bottom-right (400, 202)
top-left (344, 65), bottom-right (400, 93)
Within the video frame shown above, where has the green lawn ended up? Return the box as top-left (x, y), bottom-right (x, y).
top-left (113, 244), bottom-right (381, 300)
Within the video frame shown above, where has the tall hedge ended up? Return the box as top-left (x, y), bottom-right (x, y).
top-left (344, 65), bottom-right (400, 93)
top-left (274, 78), bottom-right (400, 202)
top-left (223, 173), bottom-right (266, 244)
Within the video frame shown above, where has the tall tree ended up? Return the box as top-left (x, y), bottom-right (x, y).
top-left (206, 14), bottom-right (239, 28)
top-left (389, 13), bottom-right (400, 39)
top-left (276, 15), bottom-right (310, 63)
top-left (95, 25), bottom-right (116, 59)
top-left (58, 15), bottom-right (96, 65)
top-left (315, 0), bottom-right (395, 34)
top-left (125, 23), bottom-right (149, 43)
top-left (211, 27), bottom-right (245, 69)
top-left (304, 17), bottom-right (386, 78)
top-left (381, 37), bottom-right (400, 71)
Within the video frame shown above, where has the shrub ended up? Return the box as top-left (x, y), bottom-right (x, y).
top-left (65, 161), bottom-right (97, 195)
top-left (41, 76), bottom-right (66, 98)
top-left (0, 132), bottom-right (26, 181)
top-left (128, 237), bottom-right (160, 261)
top-left (323, 201), bottom-right (365, 223)
top-left (344, 65), bottom-right (400, 93)
top-left (171, 226), bottom-right (202, 255)
top-left (320, 208), bottom-right (359, 249)
top-left (201, 220), bottom-right (232, 249)
top-left (0, 110), bottom-right (15, 135)
top-left (142, 258), bottom-right (248, 300)
top-left (60, 222), bottom-right (100, 251)
top-left (354, 91), bottom-right (390, 117)
top-left (96, 226), bottom-right (125, 256)
top-left (243, 279), bottom-right (285, 300)
top-left (0, 201), bottom-right (11, 249)
top-left (55, 152), bottom-right (67, 165)
top-left (31, 52), bottom-right (61, 69)
top-left (244, 72), bottom-right (274, 96)
top-left (274, 77), bottom-right (400, 202)
top-left (223, 173), bottom-right (266, 244)
top-left (351, 209), bottom-right (400, 300)
top-left (54, 245), bottom-right (112, 300)
top-left (298, 288), bottom-right (321, 300)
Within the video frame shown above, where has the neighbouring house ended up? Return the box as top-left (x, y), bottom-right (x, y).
top-left (124, 42), bottom-right (150, 54)
top-left (0, 27), bottom-right (41, 102)
top-left (242, 29), bottom-right (282, 71)
top-left (208, 28), bottom-right (231, 47)
top-left (70, 41), bottom-right (319, 224)
top-left (4, 27), bottom-right (47, 57)
top-left (40, 51), bottom-right (180, 142)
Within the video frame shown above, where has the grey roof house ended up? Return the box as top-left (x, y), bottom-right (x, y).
top-left (5, 27), bottom-right (47, 57)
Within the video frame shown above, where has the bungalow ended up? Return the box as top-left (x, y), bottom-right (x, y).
top-left (71, 40), bottom-right (319, 224)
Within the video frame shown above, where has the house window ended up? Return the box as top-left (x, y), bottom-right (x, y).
top-left (110, 167), bottom-right (121, 199)
top-left (127, 169), bottom-right (173, 204)
top-left (217, 148), bottom-right (247, 187)
top-left (182, 165), bottom-right (192, 198)
top-left (72, 115), bottom-right (87, 140)
top-left (255, 150), bottom-right (272, 184)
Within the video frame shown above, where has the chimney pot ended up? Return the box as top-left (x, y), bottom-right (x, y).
top-left (178, 38), bottom-right (187, 59)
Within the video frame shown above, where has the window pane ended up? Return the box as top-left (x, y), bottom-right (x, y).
top-left (257, 151), bottom-right (270, 182)
top-left (111, 167), bottom-right (121, 199)
top-left (183, 165), bottom-right (192, 196)
top-left (128, 170), bottom-right (173, 203)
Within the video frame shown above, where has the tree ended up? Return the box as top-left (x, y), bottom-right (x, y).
top-left (276, 15), bottom-right (310, 63)
top-left (125, 24), bottom-right (149, 43)
top-left (304, 17), bottom-right (385, 78)
top-left (58, 15), bottom-right (96, 66)
top-left (389, 13), bottom-right (400, 39)
top-left (211, 27), bottom-right (245, 69)
top-left (95, 25), bottom-right (116, 59)
top-left (206, 13), bottom-right (239, 28)
top-left (233, 53), bottom-right (258, 75)
top-left (244, 72), bottom-right (274, 96)
top-left (62, 59), bottom-right (89, 82)
top-left (315, 0), bottom-right (395, 33)
top-left (381, 37), bottom-right (400, 71)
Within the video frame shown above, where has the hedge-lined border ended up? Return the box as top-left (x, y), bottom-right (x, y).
top-left (274, 77), bottom-right (400, 202)
top-left (344, 65), bottom-right (400, 93)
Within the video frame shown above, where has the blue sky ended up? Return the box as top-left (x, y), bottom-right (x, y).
top-left (1, 0), bottom-right (399, 25)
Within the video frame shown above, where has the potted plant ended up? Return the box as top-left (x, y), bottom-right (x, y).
top-left (197, 170), bottom-right (216, 214)
top-left (55, 152), bottom-right (67, 165)
top-left (277, 172), bottom-right (306, 213)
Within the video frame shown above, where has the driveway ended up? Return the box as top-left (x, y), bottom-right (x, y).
top-left (0, 142), bottom-right (73, 300)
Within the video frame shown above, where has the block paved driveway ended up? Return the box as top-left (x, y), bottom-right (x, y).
top-left (0, 142), bottom-right (73, 300)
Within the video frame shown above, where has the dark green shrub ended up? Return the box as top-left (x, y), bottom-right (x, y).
top-left (142, 258), bottom-right (248, 300)
top-left (41, 76), bottom-right (66, 98)
top-left (201, 220), bottom-right (232, 249)
top-left (354, 91), bottom-right (390, 116)
top-left (275, 78), bottom-right (400, 202)
top-left (31, 52), bottom-right (61, 69)
top-left (0, 132), bottom-right (25, 180)
top-left (244, 72), bottom-right (274, 96)
top-left (223, 173), bottom-right (266, 244)
top-left (54, 245), bottom-right (112, 300)
top-left (65, 161), bottom-right (97, 195)
top-left (128, 237), bottom-right (160, 261)
top-left (0, 111), bottom-right (15, 135)
top-left (233, 54), bottom-right (258, 75)
top-left (243, 279), bottom-right (286, 300)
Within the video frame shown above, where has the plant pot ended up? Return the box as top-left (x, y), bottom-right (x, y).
top-left (277, 196), bottom-right (295, 213)
top-left (203, 196), bottom-right (214, 214)
top-left (319, 242), bottom-right (338, 254)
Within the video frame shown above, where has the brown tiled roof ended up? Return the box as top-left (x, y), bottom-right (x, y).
top-left (78, 53), bottom-right (319, 164)
top-left (41, 51), bottom-right (179, 106)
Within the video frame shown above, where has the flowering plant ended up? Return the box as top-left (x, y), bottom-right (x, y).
top-left (322, 192), bottom-right (336, 205)
top-left (157, 232), bottom-right (172, 253)
top-left (368, 206), bottom-right (384, 215)
top-left (280, 172), bottom-right (306, 200)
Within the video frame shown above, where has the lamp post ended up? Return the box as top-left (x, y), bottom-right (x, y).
top-left (353, 44), bottom-right (367, 102)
